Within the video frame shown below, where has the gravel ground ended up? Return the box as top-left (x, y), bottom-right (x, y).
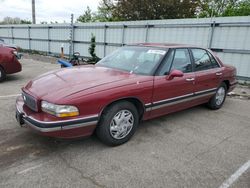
top-left (0, 57), bottom-right (249, 188)
top-left (228, 85), bottom-right (250, 100)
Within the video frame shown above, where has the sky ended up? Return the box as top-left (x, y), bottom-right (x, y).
top-left (0, 0), bottom-right (101, 23)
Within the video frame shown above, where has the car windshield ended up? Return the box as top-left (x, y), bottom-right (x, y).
top-left (96, 46), bottom-right (168, 75)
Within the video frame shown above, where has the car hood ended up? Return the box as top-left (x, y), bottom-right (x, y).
top-left (24, 65), bottom-right (145, 102)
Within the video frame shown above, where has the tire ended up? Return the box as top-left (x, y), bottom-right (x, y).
top-left (0, 66), bottom-right (6, 82)
top-left (96, 101), bottom-right (139, 146)
top-left (207, 82), bottom-right (227, 110)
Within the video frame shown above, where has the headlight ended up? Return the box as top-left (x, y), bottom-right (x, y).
top-left (41, 101), bottom-right (79, 117)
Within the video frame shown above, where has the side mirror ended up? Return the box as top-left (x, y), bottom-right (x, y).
top-left (167, 69), bottom-right (184, 80)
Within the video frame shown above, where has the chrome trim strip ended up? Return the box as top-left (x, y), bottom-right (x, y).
top-left (145, 103), bottom-right (152, 107)
top-left (153, 93), bottom-right (193, 105)
top-left (151, 92), bottom-right (215, 110)
top-left (145, 103), bottom-right (153, 112)
top-left (24, 119), bottom-right (62, 132)
top-left (24, 119), bottom-right (97, 132)
top-left (17, 105), bottom-right (98, 132)
top-left (194, 88), bottom-right (217, 95)
top-left (27, 114), bottom-right (99, 125)
top-left (62, 121), bottom-right (98, 130)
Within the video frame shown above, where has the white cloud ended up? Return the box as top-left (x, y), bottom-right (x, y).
top-left (0, 0), bottom-right (101, 23)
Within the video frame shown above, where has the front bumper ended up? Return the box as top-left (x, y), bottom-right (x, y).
top-left (15, 96), bottom-right (98, 138)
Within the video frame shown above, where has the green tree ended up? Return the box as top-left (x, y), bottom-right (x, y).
top-left (20, 20), bottom-right (32, 24)
top-left (197, 0), bottom-right (244, 17)
top-left (95, 0), bottom-right (118, 21)
top-left (0, 17), bottom-right (32, 24)
top-left (77, 0), bottom-right (250, 23)
top-left (77, 6), bottom-right (93, 23)
top-left (106, 0), bottom-right (201, 20)
top-left (77, 0), bottom-right (202, 22)
top-left (223, 0), bottom-right (250, 16)
top-left (88, 34), bottom-right (100, 63)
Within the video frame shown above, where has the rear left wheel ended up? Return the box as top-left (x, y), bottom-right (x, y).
top-left (0, 67), bottom-right (6, 82)
top-left (207, 82), bottom-right (227, 110)
top-left (96, 101), bottom-right (139, 146)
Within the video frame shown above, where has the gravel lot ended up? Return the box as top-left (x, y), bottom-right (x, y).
top-left (0, 57), bottom-right (249, 188)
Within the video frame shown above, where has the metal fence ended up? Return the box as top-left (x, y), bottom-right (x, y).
top-left (0, 16), bottom-right (250, 80)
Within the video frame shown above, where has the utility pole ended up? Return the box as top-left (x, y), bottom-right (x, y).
top-left (69, 14), bottom-right (74, 58)
top-left (32, 0), bottom-right (36, 24)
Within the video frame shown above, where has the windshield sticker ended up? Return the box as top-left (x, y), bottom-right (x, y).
top-left (147, 50), bottom-right (166, 55)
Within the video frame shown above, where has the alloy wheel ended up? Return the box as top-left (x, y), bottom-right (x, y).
top-left (215, 87), bottom-right (226, 106)
top-left (109, 110), bottom-right (134, 140)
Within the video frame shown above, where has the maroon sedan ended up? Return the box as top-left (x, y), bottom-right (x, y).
top-left (16, 44), bottom-right (237, 146)
top-left (0, 46), bottom-right (22, 82)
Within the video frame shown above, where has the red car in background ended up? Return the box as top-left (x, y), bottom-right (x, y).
top-left (0, 46), bottom-right (22, 82)
top-left (16, 43), bottom-right (237, 146)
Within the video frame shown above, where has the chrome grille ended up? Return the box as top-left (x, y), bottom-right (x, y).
top-left (22, 92), bottom-right (38, 112)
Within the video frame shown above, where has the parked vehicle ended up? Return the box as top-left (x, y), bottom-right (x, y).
top-left (0, 46), bottom-right (22, 82)
top-left (0, 38), bottom-right (19, 50)
top-left (16, 43), bottom-right (237, 146)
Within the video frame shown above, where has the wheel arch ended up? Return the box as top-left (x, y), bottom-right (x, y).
top-left (0, 64), bottom-right (6, 81)
top-left (0, 64), bottom-right (5, 71)
top-left (98, 97), bottom-right (146, 122)
top-left (223, 80), bottom-right (230, 91)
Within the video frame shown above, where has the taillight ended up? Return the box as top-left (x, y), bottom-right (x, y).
top-left (12, 50), bottom-right (18, 56)
top-left (12, 50), bottom-right (21, 59)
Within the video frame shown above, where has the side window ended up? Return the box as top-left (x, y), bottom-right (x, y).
top-left (158, 50), bottom-right (174, 75)
top-left (170, 49), bottom-right (192, 73)
top-left (207, 52), bottom-right (220, 68)
top-left (191, 49), bottom-right (214, 71)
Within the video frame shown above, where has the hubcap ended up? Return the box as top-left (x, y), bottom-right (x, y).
top-left (110, 110), bottom-right (134, 140)
top-left (215, 87), bottom-right (226, 106)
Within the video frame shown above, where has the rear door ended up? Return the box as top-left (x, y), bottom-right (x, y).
top-left (149, 48), bottom-right (195, 118)
top-left (190, 48), bottom-right (223, 97)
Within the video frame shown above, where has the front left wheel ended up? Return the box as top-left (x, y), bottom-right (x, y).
top-left (96, 101), bottom-right (139, 146)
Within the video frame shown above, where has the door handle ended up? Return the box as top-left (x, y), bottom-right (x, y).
top-left (216, 72), bottom-right (222, 76)
top-left (186, 78), bottom-right (195, 81)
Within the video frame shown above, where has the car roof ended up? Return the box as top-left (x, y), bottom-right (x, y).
top-left (131, 43), bottom-right (199, 49)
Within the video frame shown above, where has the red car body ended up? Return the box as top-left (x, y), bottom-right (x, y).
top-left (0, 46), bottom-right (22, 80)
top-left (16, 44), bottom-right (237, 140)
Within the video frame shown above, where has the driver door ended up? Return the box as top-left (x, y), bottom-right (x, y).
top-left (150, 48), bottom-right (195, 118)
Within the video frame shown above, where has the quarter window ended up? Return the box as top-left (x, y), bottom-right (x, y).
top-left (191, 49), bottom-right (219, 71)
top-left (170, 49), bottom-right (192, 73)
top-left (207, 52), bottom-right (220, 68)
